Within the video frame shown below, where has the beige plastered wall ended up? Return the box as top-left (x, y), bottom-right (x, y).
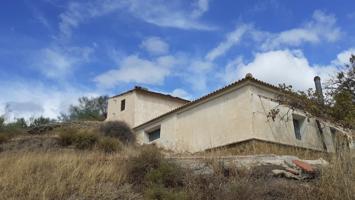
top-left (135, 82), bottom-right (346, 153)
top-left (107, 91), bottom-right (186, 128)
top-left (135, 84), bottom-right (254, 152)
top-left (249, 83), bottom-right (338, 152)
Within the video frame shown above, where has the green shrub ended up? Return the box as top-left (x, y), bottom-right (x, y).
top-left (144, 184), bottom-right (188, 200)
top-left (145, 162), bottom-right (184, 188)
top-left (58, 128), bottom-right (99, 150)
top-left (126, 145), bottom-right (164, 185)
top-left (58, 128), bottom-right (78, 146)
top-left (74, 132), bottom-right (98, 150)
top-left (100, 121), bottom-right (135, 144)
top-left (98, 137), bottom-right (122, 153)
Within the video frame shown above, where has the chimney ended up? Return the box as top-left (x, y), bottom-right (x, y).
top-left (314, 76), bottom-right (324, 104)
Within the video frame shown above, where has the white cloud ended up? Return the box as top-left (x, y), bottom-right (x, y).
top-left (206, 24), bottom-right (250, 61)
top-left (94, 55), bottom-right (177, 87)
top-left (0, 80), bottom-right (97, 120)
top-left (35, 46), bottom-right (93, 79)
top-left (220, 49), bottom-right (344, 91)
top-left (261, 10), bottom-right (341, 50)
top-left (140, 37), bottom-right (169, 55)
top-left (170, 88), bottom-right (192, 100)
top-left (127, 0), bottom-right (214, 30)
top-left (58, 0), bottom-right (214, 38)
top-left (331, 48), bottom-right (355, 66)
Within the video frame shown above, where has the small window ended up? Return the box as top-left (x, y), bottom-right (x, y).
top-left (121, 99), bottom-right (126, 111)
top-left (292, 114), bottom-right (305, 140)
top-left (293, 119), bottom-right (302, 140)
top-left (147, 128), bottom-right (160, 142)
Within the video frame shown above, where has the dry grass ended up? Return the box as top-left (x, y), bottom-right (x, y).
top-left (0, 126), bottom-right (353, 200)
top-left (0, 150), bottom-right (142, 200)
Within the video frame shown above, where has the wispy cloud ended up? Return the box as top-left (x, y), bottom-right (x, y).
top-left (34, 46), bottom-right (93, 79)
top-left (58, 0), bottom-right (214, 39)
top-left (140, 36), bottom-right (169, 55)
top-left (260, 10), bottom-right (342, 50)
top-left (205, 24), bottom-right (251, 61)
top-left (94, 55), bottom-right (177, 87)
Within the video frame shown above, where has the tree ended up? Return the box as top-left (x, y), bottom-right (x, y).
top-left (60, 96), bottom-right (109, 121)
top-left (326, 55), bottom-right (355, 128)
top-left (327, 54), bottom-right (355, 103)
top-left (29, 116), bottom-right (52, 128)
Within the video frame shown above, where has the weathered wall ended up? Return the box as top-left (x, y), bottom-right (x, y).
top-left (107, 91), bottom-right (186, 128)
top-left (135, 82), bottom-right (347, 153)
top-left (249, 83), bottom-right (337, 152)
top-left (134, 93), bottom-right (186, 127)
top-left (135, 84), bottom-right (254, 152)
top-left (106, 92), bottom-right (136, 127)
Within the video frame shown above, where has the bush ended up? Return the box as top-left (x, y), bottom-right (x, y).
top-left (98, 137), bottom-right (122, 153)
top-left (58, 128), bottom-right (99, 150)
top-left (58, 128), bottom-right (78, 146)
top-left (126, 145), bottom-right (163, 186)
top-left (100, 121), bottom-right (135, 144)
top-left (73, 132), bottom-right (98, 150)
top-left (145, 162), bottom-right (184, 188)
top-left (0, 133), bottom-right (9, 144)
top-left (144, 184), bottom-right (188, 200)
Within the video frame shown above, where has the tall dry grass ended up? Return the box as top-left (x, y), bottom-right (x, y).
top-left (0, 150), bottom-right (141, 200)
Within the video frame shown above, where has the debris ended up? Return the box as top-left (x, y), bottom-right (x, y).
top-left (292, 160), bottom-right (315, 173)
top-left (272, 169), bottom-right (302, 180)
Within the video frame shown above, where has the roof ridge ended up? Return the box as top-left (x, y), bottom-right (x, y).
top-left (133, 75), bottom-right (302, 130)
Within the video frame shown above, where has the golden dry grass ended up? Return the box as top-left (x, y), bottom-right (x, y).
top-left (0, 150), bottom-right (142, 200)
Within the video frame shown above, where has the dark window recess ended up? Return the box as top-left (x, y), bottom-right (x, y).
top-left (148, 128), bottom-right (160, 142)
top-left (293, 119), bottom-right (302, 140)
top-left (121, 99), bottom-right (126, 111)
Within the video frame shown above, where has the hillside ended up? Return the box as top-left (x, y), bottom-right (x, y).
top-left (0, 121), bottom-right (354, 200)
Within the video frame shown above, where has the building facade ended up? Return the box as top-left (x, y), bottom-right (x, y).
top-left (107, 76), bottom-right (352, 153)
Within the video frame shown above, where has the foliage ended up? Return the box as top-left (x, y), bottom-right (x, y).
top-left (0, 116), bottom-right (4, 127)
top-left (0, 133), bottom-right (9, 144)
top-left (126, 145), bottom-right (164, 186)
top-left (270, 55), bottom-right (355, 129)
top-left (331, 91), bottom-right (355, 128)
top-left (29, 116), bottom-right (52, 128)
top-left (98, 137), bottom-right (122, 153)
top-left (58, 128), bottom-right (78, 146)
top-left (326, 54), bottom-right (355, 128)
top-left (58, 128), bottom-right (99, 150)
top-left (144, 184), bottom-right (188, 200)
top-left (74, 132), bottom-right (99, 150)
top-left (326, 54), bottom-right (355, 103)
top-left (145, 162), bottom-right (184, 188)
top-left (7, 118), bottom-right (28, 129)
top-left (60, 96), bottom-right (109, 122)
top-left (100, 121), bottom-right (135, 144)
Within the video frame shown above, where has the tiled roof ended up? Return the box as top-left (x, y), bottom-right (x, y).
top-left (133, 75), bottom-right (296, 130)
top-left (110, 86), bottom-right (190, 103)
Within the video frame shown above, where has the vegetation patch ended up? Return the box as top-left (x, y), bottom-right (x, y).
top-left (100, 121), bottom-right (135, 144)
top-left (98, 137), bottom-right (122, 153)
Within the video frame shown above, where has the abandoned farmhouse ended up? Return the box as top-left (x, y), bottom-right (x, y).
top-left (107, 74), bottom-right (352, 153)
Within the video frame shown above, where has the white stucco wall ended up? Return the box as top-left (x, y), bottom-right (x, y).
top-left (134, 93), bottom-right (186, 127)
top-left (107, 90), bottom-right (186, 128)
top-left (135, 83), bottom-right (254, 152)
top-left (134, 81), bottom-right (348, 153)
top-left (107, 92), bottom-right (136, 127)
top-left (249, 83), bottom-right (337, 152)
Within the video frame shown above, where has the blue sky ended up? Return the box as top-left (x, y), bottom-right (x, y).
top-left (1, 0), bottom-right (355, 120)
